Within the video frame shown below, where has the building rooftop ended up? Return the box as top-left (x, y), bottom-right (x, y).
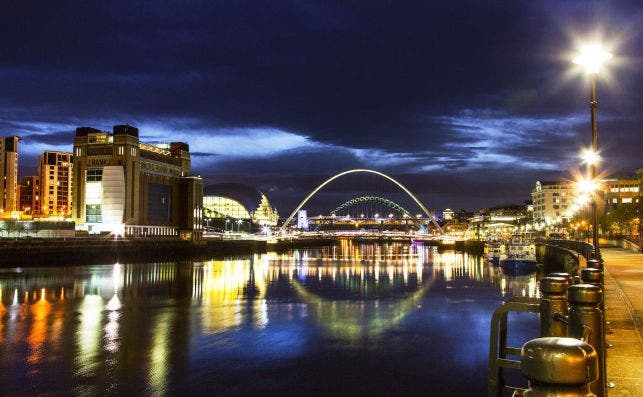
top-left (204, 183), bottom-right (265, 212)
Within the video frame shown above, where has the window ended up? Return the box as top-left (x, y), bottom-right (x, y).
top-left (86, 169), bottom-right (103, 182)
top-left (86, 204), bottom-right (102, 223)
top-left (118, 146), bottom-right (124, 155)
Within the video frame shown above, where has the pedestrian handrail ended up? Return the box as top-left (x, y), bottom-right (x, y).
top-left (547, 239), bottom-right (593, 260)
top-left (488, 296), bottom-right (540, 397)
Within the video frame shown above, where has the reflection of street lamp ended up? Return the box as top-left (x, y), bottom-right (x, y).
top-left (573, 43), bottom-right (612, 259)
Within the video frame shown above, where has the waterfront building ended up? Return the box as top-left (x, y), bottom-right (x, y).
top-left (0, 136), bottom-right (20, 214)
top-left (470, 204), bottom-right (532, 238)
top-left (442, 208), bottom-right (454, 221)
top-left (297, 210), bottom-right (309, 230)
top-left (635, 167), bottom-right (643, 203)
top-left (601, 174), bottom-right (640, 211)
top-left (72, 125), bottom-right (203, 237)
top-left (38, 151), bottom-right (73, 218)
top-left (203, 183), bottom-right (279, 228)
top-left (18, 176), bottom-right (40, 216)
top-left (531, 180), bottom-right (573, 226)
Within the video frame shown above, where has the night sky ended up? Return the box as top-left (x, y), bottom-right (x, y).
top-left (2, 1), bottom-right (642, 215)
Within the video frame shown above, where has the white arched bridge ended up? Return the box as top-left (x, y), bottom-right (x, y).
top-left (278, 169), bottom-right (445, 235)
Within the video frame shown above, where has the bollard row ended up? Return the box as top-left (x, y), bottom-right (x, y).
top-left (532, 270), bottom-right (607, 397)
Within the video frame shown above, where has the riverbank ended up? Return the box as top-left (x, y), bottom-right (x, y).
top-left (0, 235), bottom-right (487, 267)
top-left (0, 238), bottom-right (267, 267)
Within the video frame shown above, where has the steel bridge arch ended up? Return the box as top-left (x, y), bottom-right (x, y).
top-left (331, 195), bottom-right (412, 217)
top-left (279, 169), bottom-right (444, 234)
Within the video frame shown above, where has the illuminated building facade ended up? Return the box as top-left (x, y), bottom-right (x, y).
top-left (38, 151), bottom-right (73, 217)
top-left (442, 208), bottom-right (454, 221)
top-left (72, 125), bottom-right (203, 237)
top-left (531, 180), bottom-right (573, 225)
top-left (18, 176), bottom-right (40, 216)
top-left (1, 136), bottom-right (20, 214)
top-left (602, 175), bottom-right (640, 211)
top-left (203, 183), bottom-right (279, 227)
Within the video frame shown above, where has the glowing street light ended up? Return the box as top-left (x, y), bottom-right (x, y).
top-left (580, 148), bottom-right (600, 166)
top-left (573, 44), bottom-right (612, 74)
top-left (573, 42), bottom-right (612, 259)
top-left (576, 178), bottom-right (597, 195)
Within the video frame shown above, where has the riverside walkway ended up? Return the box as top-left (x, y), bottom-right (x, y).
top-left (602, 246), bottom-right (643, 396)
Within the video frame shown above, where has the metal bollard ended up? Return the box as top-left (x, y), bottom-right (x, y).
top-left (567, 284), bottom-right (605, 397)
top-left (581, 268), bottom-right (602, 287)
top-left (585, 259), bottom-right (603, 285)
top-left (521, 337), bottom-right (598, 397)
top-left (539, 277), bottom-right (569, 337)
top-left (548, 272), bottom-right (573, 285)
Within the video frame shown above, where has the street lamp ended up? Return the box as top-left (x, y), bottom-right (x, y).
top-left (573, 43), bottom-right (612, 259)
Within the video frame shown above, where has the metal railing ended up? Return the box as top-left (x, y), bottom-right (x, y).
top-left (489, 270), bottom-right (610, 397)
top-left (547, 239), bottom-right (593, 260)
top-left (488, 296), bottom-right (540, 397)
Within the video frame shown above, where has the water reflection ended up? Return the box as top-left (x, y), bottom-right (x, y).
top-left (0, 241), bottom-right (541, 396)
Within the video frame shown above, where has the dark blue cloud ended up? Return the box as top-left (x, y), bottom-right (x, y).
top-left (1, 0), bottom-right (642, 211)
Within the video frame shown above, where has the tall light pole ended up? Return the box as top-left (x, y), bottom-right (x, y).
top-left (573, 43), bottom-right (612, 259)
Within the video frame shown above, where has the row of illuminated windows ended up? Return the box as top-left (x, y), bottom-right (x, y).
top-left (116, 146), bottom-right (137, 156)
top-left (612, 197), bottom-right (639, 204)
top-left (609, 186), bottom-right (639, 193)
top-left (533, 204), bottom-right (569, 212)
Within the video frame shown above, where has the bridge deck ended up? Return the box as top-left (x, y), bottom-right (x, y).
top-left (601, 246), bottom-right (643, 395)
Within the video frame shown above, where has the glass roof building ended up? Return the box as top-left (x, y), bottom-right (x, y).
top-left (203, 183), bottom-right (279, 226)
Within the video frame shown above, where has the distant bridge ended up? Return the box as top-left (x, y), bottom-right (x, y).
top-left (331, 195), bottom-right (412, 218)
top-left (278, 169), bottom-right (444, 235)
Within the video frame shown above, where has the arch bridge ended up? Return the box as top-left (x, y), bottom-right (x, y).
top-left (279, 169), bottom-right (444, 235)
top-left (331, 195), bottom-right (412, 218)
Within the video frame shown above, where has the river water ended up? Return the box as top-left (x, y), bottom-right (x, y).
top-left (0, 241), bottom-right (541, 396)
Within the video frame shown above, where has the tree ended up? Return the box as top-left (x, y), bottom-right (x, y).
top-left (603, 202), bottom-right (643, 236)
top-left (29, 221), bottom-right (42, 236)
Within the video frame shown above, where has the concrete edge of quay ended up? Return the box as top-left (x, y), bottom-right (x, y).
top-left (0, 238), bottom-right (267, 267)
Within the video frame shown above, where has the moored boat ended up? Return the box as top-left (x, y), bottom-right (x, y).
top-left (500, 235), bottom-right (537, 274)
top-left (484, 240), bottom-right (505, 265)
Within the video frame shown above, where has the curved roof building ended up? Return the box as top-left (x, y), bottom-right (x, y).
top-left (203, 183), bottom-right (279, 226)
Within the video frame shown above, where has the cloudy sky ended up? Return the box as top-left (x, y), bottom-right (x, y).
top-left (1, 1), bottom-right (641, 215)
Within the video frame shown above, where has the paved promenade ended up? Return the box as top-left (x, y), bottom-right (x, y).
top-left (601, 246), bottom-right (643, 396)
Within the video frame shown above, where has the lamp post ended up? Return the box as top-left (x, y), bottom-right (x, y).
top-left (573, 44), bottom-right (612, 260)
